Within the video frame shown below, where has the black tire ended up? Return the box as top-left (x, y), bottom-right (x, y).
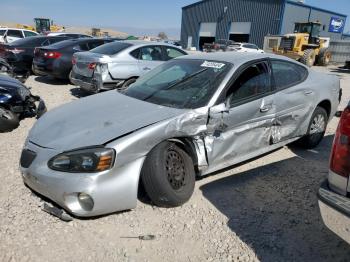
top-left (120, 78), bottom-right (137, 90)
top-left (141, 141), bottom-right (195, 207)
top-left (0, 107), bottom-right (19, 132)
top-left (300, 49), bottom-right (316, 67)
top-left (317, 48), bottom-right (331, 66)
top-left (298, 107), bottom-right (328, 149)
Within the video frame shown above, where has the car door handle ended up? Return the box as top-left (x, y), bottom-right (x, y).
top-left (143, 67), bottom-right (151, 71)
top-left (260, 106), bottom-right (271, 113)
top-left (304, 90), bottom-right (314, 95)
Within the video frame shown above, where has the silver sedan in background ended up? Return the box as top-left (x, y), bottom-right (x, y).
top-left (70, 40), bottom-right (187, 93)
top-left (21, 52), bottom-right (340, 217)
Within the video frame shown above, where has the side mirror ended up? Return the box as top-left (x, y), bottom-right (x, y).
top-left (210, 102), bottom-right (229, 115)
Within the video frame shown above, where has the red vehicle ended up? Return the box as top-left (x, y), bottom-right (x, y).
top-left (318, 104), bottom-right (350, 244)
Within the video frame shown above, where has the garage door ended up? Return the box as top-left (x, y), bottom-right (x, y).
top-left (229, 22), bottom-right (251, 42)
top-left (198, 23), bottom-right (217, 50)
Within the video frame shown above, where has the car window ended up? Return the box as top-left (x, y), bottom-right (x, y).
top-left (271, 60), bottom-right (308, 89)
top-left (130, 48), bottom-right (140, 59)
top-left (7, 30), bottom-right (23, 38)
top-left (228, 62), bottom-right (271, 105)
top-left (90, 42), bottom-right (132, 55)
top-left (73, 43), bottom-right (89, 51)
top-left (164, 47), bottom-right (186, 61)
top-left (87, 41), bottom-right (104, 50)
top-left (243, 44), bottom-right (257, 49)
top-left (41, 39), bottom-right (50, 46)
top-left (0, 30), bottom-right (6, 36)
top-left (23, 31), bottom-right (37, 37)
top-left (140, 46), bottom-right (163, 61)
top-left (125, 59), bottom-right (232, 109)
top-left (48, 37), bottom-right (68, 45)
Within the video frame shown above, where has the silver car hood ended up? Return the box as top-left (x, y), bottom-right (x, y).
top-left (29, 91), bottom-right (184, 152)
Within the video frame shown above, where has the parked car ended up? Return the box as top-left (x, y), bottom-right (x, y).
top-left (71, 40), bottom-right (188, 93)
top-left (344, 60), bottom-right (350, 69)
top-left (318, 104), bottom-right (350, 245)
top-left (47, 32), bottom-right (92, 38)
top-left (32, 38), bottom-right (114, 80)
top-left (0, 57), bottom-right (29, 83)
top-left (203, 39), bottom-right (236, 52)
top-left (0, 28), bottom-right (38, 44)
top-left (230, 43), bottom-right (265, 53)
top-left (0, 36), bottom-right (70, 76)
top-left (21, 52), bottom-right (340, 217)
top-left (0, 75), bottom-right (46, 132)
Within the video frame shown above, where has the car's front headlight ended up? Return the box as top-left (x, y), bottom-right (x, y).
top-left (48, 147), bottom-right (115, 173)
top-left (17, 85), bottom-right (31, 100)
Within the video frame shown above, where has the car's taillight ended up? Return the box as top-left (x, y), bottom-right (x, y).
top-left (44, 51), bottom-right (61, 59)
top-left (72, 57), bottom-right (77, 65)
top-left (330, 107), bottom-right (350, 178)
top-left (88, 63), bottom-right (96, 70)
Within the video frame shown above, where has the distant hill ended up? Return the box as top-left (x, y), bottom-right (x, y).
top-left (0, 21), bottom-right (129, 38)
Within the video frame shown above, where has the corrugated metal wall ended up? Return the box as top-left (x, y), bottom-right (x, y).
top-left (329, 40), bottom-right (350, 63)
top-left (181, 0), bottom-right (283, 49)
top-left (282, 2), bottom-right (346, 40)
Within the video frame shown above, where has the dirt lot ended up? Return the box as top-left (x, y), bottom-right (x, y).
top-left (1, 66), bottom-right (350, 262)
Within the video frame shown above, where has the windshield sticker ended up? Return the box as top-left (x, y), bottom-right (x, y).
top-left (201, 61), bottom-right (225, 69)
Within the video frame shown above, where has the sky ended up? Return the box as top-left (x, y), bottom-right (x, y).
top-left (1, 0), bottom-right (349, 37)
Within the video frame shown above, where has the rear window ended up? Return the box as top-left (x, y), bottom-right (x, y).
top-left (9, 36), bottom-right (45, 47)
top-left (90, 42), bottom-right (132, 55)
top-left (271, 60), bottom-right (308, 89)
top-left (0, 30), bottom-right (6, 36)
top-left (46, 39), bottom-right (75, 49)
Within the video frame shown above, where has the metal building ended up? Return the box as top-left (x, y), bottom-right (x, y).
top-left (181, 0), bottom-right (347, 50)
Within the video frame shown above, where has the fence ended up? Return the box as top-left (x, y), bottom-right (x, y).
top-left (329, 40), bottom-right (350, 63)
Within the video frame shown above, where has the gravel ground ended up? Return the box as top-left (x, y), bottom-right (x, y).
top-left (1, 66), bottom-right (350, 262)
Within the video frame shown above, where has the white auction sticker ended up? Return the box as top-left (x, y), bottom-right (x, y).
top-left (201, 61), bottom-right (225, 69)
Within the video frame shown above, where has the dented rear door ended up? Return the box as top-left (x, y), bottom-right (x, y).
top-left (271, 59), bottom-right (314, 142)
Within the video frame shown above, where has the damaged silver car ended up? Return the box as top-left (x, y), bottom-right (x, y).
top-left (21, 52), bottom-right (341, 217)
top-left (70, 40), bottom-right (187, 93)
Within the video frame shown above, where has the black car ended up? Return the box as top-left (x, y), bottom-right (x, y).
top-left (0, 75), bottom-right (46, 132)
top-left (0, 36), bottom-right (70, 76)
top-left (32, 38), bottom-right (114, 80)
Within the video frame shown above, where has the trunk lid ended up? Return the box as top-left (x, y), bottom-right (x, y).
top-left (73, 51), bottom-right (111, 77)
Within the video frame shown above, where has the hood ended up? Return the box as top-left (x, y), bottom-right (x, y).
top-left (0, 74), bottom-right (25, 92)
top-left (29, 91), bottom-right (184, 151)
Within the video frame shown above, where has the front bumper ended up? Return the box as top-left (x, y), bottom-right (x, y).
top-left (20, 141), bottom-right (145, 217)
top-left (318, 180), bottom-right (350, 244)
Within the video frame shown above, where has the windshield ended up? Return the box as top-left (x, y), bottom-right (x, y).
top-left (124, 59), bottom-right (232, 109)
top-left (90, 42), bottom-right (131, 55)
top-left (0, 30), bottom-right (5, 36)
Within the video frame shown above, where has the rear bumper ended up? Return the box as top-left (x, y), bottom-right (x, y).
top-left (32, 62), bottom-right (69, 79)
top-left (70, 71), bottom-right (122, 93)
top-left (318, 180), bottom-right (350, 244)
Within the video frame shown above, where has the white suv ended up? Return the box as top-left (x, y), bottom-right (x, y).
top-left (230, 43), bottom-right (265, 53)
top-left (0, 28), bottom-right (38, 44)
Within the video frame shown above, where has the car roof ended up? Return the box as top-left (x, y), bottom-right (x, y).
top-left (0, 27), bottom-right (36, 32)
top-left (176, 52), bottom-right (306, 67)
top-left (122, 40), bottom-right (182, 47)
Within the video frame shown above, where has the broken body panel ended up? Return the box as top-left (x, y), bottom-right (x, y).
top-left (21, 52), bottom-right (340, 217)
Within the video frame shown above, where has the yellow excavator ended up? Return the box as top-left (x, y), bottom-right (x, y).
top-left (16, 18), bottom-right (64, 34)
top-left (274, 22), bottom-right (331, 67)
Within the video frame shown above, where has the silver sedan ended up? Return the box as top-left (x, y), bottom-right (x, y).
top-left (21, 52), bottom-right (341, 217)
top-left (70, 40), bottom-right (187, 93)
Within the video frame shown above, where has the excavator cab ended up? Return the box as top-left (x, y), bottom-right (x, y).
top-left (294, 22), bottom-right (321, 45)
top-left (34, 18), bottom-right (51, 34)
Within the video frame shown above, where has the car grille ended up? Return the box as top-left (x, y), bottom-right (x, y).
top-left (280, 37), bottom-right (295, 51)
top-left (20, 149), bottom-right (37, 168)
